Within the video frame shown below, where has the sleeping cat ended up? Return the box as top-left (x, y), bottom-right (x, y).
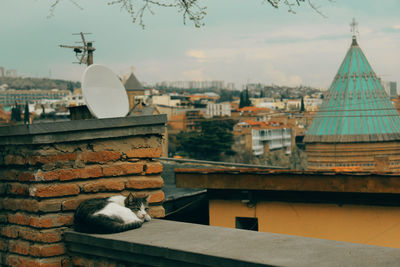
top-left (74, 193), bottom-right (151, 234)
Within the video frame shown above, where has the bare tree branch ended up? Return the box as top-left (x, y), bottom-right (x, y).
top-left (263, 0), bottom-right (330, 17)
top-left (48, 0), bottom-right (83, 18)
top-left (48, 0), bottom-right (331, 28)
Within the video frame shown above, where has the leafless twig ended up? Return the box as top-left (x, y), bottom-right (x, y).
top-left (263, 0), bottom-right (330, 17)
top-left (48, 0), bottom-right (83, 18)
top-left (48, 0), bottom-right (331, 28)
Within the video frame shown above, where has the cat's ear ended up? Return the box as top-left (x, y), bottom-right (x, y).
top-left (125, 192), bottom-right (136, 205)
top-left (145, 195), bottom-right (150, 203)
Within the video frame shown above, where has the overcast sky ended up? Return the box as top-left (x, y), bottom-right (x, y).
top-left (0, 0), bottom-right (399, 89)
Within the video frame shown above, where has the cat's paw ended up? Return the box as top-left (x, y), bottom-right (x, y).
top-left (144, 214), bottom-right (151, 222)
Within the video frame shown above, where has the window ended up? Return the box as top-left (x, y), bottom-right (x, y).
top-left (235, 217), bottom-right (258, 231)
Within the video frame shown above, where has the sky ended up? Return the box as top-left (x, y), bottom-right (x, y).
top-left (0, 0), bottom-right (399, 89)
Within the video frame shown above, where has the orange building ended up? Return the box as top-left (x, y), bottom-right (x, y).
top-left (175, 168), bottom-right (400, 249)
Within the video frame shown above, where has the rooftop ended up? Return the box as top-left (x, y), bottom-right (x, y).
top-left (124, 72), bottom-right (144, 91)
top-left (65, 219), bottom-right (400, 266)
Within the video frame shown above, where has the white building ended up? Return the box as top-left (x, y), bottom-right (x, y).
top-left (206, 103), bottom-right (231, 118)
top-left (152, 95), bottom-right (181, 107)
top-left (304, 97), bottom-right (323, 111)
top-left (252, 126), bottom-right (292, 156)
top-left (5, 69), bottom-right (18, 77)
top-left (383, 81), bottom-right (397, 98)
top-left (65, 94), bottom-right (86, 107)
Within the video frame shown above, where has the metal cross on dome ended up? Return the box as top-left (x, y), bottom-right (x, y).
top-left (350, 18), bottom-right (359, 37)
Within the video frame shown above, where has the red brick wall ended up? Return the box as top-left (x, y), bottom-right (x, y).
top-left (0, 134), bottom-right (165, 266)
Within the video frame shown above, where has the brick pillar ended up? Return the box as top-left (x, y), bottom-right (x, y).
top-left (0, 115), bottom-right (167, 266)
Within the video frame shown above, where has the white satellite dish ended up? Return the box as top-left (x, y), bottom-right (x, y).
top-left (81, 64), bottom-right (129, 119)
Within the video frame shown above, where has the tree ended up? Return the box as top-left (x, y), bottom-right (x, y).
top-left (300, 96), bottom-right (305, 112)
top-left (289, 145), bottom-right (307, 170)
top-left (67, 82), bottom-right (74, 92)
top-left (49, 0), bottom-right (331, 28)
top-left (239, 88), bottom-right (251, 108)
top-left (11, 103), bottom-right (21, 122)
top-left (24, 102), bottom-right (30, 125)
top-left (177, 119), bottom-right (235, 161)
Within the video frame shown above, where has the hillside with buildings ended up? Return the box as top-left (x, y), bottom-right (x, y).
top-left (0, 76), bottom-right (80, 91)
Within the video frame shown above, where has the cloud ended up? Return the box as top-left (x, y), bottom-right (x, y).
top-left (263, 65), bottom-right (303, 87)
top-left (186, 50), bottom-right (206, 62)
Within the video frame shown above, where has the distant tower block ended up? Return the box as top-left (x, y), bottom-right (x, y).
top-left (304, 20), bottom-right (400, 172)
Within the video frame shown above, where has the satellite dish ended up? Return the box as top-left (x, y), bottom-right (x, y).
top-left (81, 64), bottom-right (129, 119)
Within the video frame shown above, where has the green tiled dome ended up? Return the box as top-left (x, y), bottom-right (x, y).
top-left (305, 37), bottom-right (400, 143)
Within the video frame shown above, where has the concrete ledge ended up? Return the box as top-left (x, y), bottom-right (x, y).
top-left (0, 114), bottom-right (167, 144)
top-left (64, 219), bottom-right (400, 267)
top-left (175, 169), bottom-right (400, 194)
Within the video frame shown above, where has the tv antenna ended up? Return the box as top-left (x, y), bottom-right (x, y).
top-left (60, 32), bottom-right (95, 66)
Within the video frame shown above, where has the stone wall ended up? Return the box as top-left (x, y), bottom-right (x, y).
top-left (0, 115), bottom-right (167, 266)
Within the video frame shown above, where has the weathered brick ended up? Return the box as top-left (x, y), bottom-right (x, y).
top-left (8, 212), bottom-right (30, 225)
top-left (5, 254), bottom-right (29, 267)
top-left (19, 228), bottom-right (63, 243)
top-left (1, 225), bottom-right (19, 238)
top-left (58, 169), bottom-right (79, 181)
top-left (29, 243), bottom-right (65, 257)
top-left (29, 214), bottom-right (74, 229)
top-left (0, 169), bottom-right (19, 181)
top-left (18, 172), bottom-right (36, 182)
top-left (0, 212), bottom-right (8, 224)
top-left (148, 205), bottom-right (165, 218)
top-left (0, 183), bottom-right (6, 195)
top-left (27, 153), bottom-right (77, 165)
top-left (34, 170), bottom-right (60, 182)
top-left (102, 162), bottom-right (143, 176)
top-left (78, 165), bottom-right (103, 179)
top-left (61, 193), bottom-right (115, 211)
top-left (1, 198), bottom-right (42, 213)
top-left (145, 162), bottom-right (163, 174)
top-left (82, 179), bottom-right (125, 193)
top-left (0, 238), bottom-right (9, 251)
top-left (27, 256), bottom-right (69, 267)
top-left (30, 184), bottom-right (80, 198)
top-left (38, 199), bottom-right (62, 212)
top-left (148, 190), bottom-right (165, 203)
top-left (8, 183), bottom-right (30, 195)
top-left (59, 165), bottom-right (102, 181)
top-left (72, 256), bottom-right (94, 267)
top-left (80, 151), bottom-right (120, 163)
top-left (126, 147), bottom-right (162, 158)
top-left (9, 239), bottom-right (30, 255)
top-left (4, 154), bottom-right (26, 165)
top-left (126, 176), bottom-right (164, 189)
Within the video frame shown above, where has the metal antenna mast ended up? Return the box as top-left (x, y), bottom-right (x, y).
top-left (60, 32), bottom-right (95, 66)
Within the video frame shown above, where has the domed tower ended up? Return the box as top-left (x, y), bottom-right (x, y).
top-left (304, 19), bottom-right (400, 172)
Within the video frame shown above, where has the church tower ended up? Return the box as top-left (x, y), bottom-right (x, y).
top-left (304, 19), bottom-right (400, 172)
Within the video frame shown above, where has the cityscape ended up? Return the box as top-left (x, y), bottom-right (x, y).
top-left (1, 0), bottom-right (400, 266)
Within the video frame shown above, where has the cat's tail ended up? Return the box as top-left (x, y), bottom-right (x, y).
top-left (74, 214), bottom-right (143, 234)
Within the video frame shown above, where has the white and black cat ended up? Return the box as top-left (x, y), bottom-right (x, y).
top-left (74, 193), bottom-right (151, 234)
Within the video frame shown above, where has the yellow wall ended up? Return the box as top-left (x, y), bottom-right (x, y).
top-left (209, 200), bottom-right (400, 248)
